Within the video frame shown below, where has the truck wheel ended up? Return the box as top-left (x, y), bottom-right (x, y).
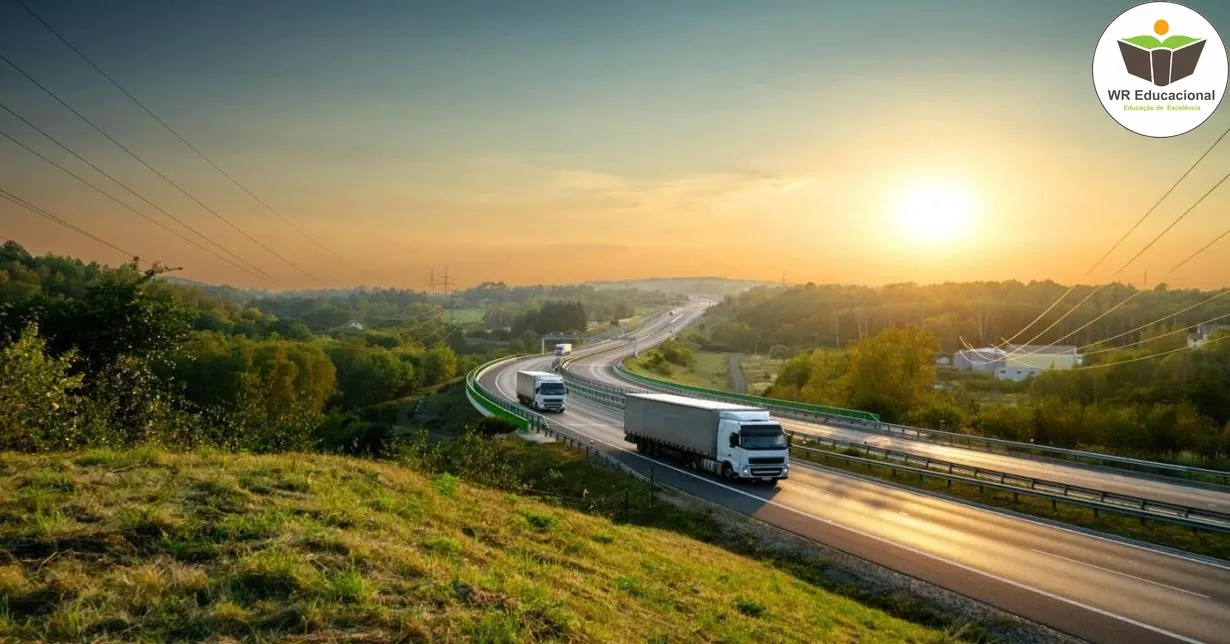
top-left (722, 463), bottom-right (734, 480)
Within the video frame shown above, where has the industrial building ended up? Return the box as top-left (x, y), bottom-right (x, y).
top-left (953, 344), bottom-right (1083, 381)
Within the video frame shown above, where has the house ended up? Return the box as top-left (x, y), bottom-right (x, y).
top-left (1188, 323), bottom-right (1230, 349)
top-left (935, 356), bottom-right (951, 366)
top-left (340, 320), bottom-right (365, 332)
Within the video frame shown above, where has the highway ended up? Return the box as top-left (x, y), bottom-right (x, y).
top-left (585, 305), bottom-right (1230, 515)
top-left (479, 306), bottom-right (1230, 643)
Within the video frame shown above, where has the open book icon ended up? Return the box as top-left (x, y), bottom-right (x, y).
top-left (1117, 35), bottom-right (1207, 86)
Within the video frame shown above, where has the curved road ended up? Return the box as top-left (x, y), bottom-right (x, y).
top-left (478, 305), bottom-right (1230, 644)
top-left (585, 305), bottom-right (1230, 514)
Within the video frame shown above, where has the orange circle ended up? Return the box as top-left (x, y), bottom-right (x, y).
top-left (1155, 19), bottom-right (1169, 35)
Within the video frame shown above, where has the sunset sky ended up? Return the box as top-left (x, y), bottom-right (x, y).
top-left (3, 0), bottom-right (1230, 290)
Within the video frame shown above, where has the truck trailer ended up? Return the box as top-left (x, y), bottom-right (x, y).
top-left (622, 392), bottom-right (789, 483)
top-left (554, 343), bottom-right (573, 356)
top-left (516, 370), bottom-right (567, 412)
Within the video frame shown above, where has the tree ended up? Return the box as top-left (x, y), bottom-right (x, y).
top-left (0, 324), bottom-right (83, 452)
top-left (422, 342), bottom-right (459, 385)
top-left (839, 326), bottom-right (938, 423)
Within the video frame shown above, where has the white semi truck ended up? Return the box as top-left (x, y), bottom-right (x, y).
top-left (515, 370), bottom-right (568, 412)
top-left (622, 392), bottom-right (789, 484)
top-left (554, 343), bottom-right (573, 356)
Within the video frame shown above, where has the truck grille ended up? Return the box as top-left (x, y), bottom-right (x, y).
top-left (749, 457), bottom-right (785, 465)
top-left (750, 467), bottom-right (783, 477)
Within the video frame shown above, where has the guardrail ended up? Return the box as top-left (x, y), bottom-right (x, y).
top-left (465, 354), bottom-right (651, 484)
top-left (789, 432), bottom-right (1230, 530)
top-left (790, 441), bottom-right (1230, 535)
top-left (605, 363), bottom-right (1230, 486)
top-left (613, 362), bottom-right (879, 422)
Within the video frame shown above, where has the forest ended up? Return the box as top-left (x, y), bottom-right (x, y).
top-left (0, 242), bottom-right (671, 455)
top-left (703, 282), bottom-right (1230, 354)
top-left (703, 285), bottom-right (1230, 463)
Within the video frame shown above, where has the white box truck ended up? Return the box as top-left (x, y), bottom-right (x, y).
top-left (554, 343), bottom-right (572, 356)
top-left (516, 370), bottom-right (567, 412)
top-left (623, 392), bottom-right (789, 483)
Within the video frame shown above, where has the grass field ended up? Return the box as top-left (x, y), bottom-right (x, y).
top-left (446, 307), bottom-right (487, 324)
top-left (0, 448), bottom-right (951, 643)
top-left (738, 354), bottom-right (784, 394)
top-left (625, 351), bottom-right (730, 391)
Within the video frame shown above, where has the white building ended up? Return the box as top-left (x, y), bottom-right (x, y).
top-left (952, 347), bottom-right (1005, 372)
top-left (1188, 323), bottom-right (1230, 349)
top-left (954, 344), bottom-right (1082, 381)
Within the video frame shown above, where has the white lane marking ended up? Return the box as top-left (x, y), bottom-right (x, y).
top-left (1031, 549), bottom-right (1211, 599)
top-left (554, 425), bottom-right (1204, 644)
top-left (586, 363), bottom-right (1230, 575)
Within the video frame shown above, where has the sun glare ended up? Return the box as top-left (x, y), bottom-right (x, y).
top-left (891, 182), bottom-right (976, 244)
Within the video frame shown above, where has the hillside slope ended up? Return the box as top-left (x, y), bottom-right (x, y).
top-left (0, 449), bottom-right (947, 642)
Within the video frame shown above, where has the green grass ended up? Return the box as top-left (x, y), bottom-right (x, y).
top-left (447, 307), bottom-right (487, 324)
top-left (0, 449), bottom-right (954, 643)
top-left (793, 445), bottom-right (1230, 561)
top-left (625, 350), bottom-right (730, 391)
top-left (738, 354), bottom-right (784, 394)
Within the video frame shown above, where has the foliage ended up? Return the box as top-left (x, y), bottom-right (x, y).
top-left (0, 324), bottom-right (83, 452)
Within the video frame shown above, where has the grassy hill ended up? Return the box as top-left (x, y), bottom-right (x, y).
top-left (0, 448), bottom-right (949, 643)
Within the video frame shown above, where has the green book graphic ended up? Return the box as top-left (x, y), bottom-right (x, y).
top-left (1117, 34), bottom-right (1206, 86)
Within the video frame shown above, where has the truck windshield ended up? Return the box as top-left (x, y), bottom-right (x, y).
top-left (539, 382), bottom-right (566, 395)
top-left (740, 424), bottom-right (787, 450)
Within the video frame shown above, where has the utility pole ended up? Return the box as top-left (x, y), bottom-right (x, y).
top-left (441, 265), bottom-right (453, 322)
top-left (427, 268), bottom-right (435, 295)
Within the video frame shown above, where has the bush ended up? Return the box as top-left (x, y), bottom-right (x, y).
top-left (0, 324), bottom-right (84, 452)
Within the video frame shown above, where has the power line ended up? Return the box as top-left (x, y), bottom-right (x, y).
top-left (0, 50), bottom-right (325, 285)
top-left (11, 0), bottom-right (360, 272)
top-left (1083, 309), bottom-right (1230, 356)
top-left (1073, 332), bottom-right (1226, 371)
top-left (1082, 288), bottom-right (1230, 351)
top-left (982, 163), bottom-right (1230, 362)
top-left (0, 100), bottom-right (275, 282)
top-left (977, 123), bottom-right (1230, 352)
top-left (1110, 168), bottom-right (1230, 275)
top-left (1, 186), bottom-right (138, 261)
top-left (0, 122), bottom-right (271, 283)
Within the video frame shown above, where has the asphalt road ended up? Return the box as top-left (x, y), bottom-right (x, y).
top-left (477, 305), bottom-right (1230, 643)
top-left (582, 305), bottom-right (1230, 515)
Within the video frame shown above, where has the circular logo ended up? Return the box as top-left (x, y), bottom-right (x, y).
top-left (1093, 2), bottom-right (1227, 138)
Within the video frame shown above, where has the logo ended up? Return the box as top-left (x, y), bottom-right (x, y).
top-left (1093, 2), bottom-right (1227, 138)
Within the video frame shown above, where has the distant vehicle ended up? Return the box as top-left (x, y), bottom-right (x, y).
top-left (516, 370), bottom-right (567, 412)
top-left (553, 343), bottom-right (573, 356)
top-left (622, 392), bottom-right (789, 484)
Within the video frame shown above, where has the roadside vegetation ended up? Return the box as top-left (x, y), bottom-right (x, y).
top-left (3, 242), bottom-right (1057, 642)
top-left (696, 284), bottom-right (1230, 468)
top-left (0, 448), bottom-right (956, 642)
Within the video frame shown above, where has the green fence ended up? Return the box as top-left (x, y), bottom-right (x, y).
top-left (615, 363), bottom-right (880, 423)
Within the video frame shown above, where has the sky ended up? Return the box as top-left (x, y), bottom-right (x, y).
top-left (2, 0), bottom-right (1230, 290)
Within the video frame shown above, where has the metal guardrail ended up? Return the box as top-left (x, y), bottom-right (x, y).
top-left (608, 363), bottom-right (1230, 486)
top-left (790, 442), bottom-right (1230, 535)
top-left (464, 354), bottom-right (651, 484)
top-left (790, 432), bottom-right (1230, 530)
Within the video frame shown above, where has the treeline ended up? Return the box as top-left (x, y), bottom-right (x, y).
top-left (0, 242), bottom-right (479, 454)
top-left (708, 282), bottom-right (1230, 354)
top-left (766, 324), bottom-right (1230, 463)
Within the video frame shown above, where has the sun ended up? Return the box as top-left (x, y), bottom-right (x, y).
top-left (890, 181), bottom-right (977, 244)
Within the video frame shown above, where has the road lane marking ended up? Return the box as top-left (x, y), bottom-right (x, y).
top-left (1030, 549), bottom-right (1211, 599)
top-left (524, 392), bottom-right (1206, 643)
top-left (586, 364), bottom-right (1230, 575)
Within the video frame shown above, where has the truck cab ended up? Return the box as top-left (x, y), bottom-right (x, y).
top-left (716, 415), bottom-right (790, 482)
top-left (516, 370), bottom-right (567, 412)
